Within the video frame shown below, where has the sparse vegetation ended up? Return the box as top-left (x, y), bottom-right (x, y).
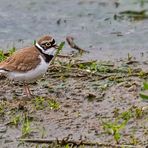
top-left (21, 115), bottom-right (32, 137)
top-left (102, 110), bottom-right (132, 144)
top-left (10, 114), bottom-right (21, 126)
top-left (0, 47), bottom-right (16, 62)
top-left (102, 106), bottom-right (145, 144)
top-left (32, 97), bottom-right (60, 110)
top-left (0, 52), bottom-right (147, 147)
top-left (140, 82), bottom-right (148, 100)
top-left (0, 50), bottom-right (6, 62)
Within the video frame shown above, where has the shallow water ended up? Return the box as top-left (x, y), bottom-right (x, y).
top-left (0, 0), bottom-right (148, 61)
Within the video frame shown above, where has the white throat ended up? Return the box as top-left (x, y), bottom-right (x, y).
top-left (35, 42), bottom-right (44, 53)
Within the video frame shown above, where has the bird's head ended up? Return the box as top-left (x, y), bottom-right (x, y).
top-left (35, 35), bottom-right (58, 56)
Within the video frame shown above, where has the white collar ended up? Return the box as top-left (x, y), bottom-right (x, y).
top-left (35, 42), bottom-right (44, 53)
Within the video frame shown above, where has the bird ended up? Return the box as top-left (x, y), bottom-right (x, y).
top-left (0, 35), bottom-right (58, 98)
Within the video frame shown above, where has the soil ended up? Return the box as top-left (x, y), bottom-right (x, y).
top-left (0, 56), bottom-right (148, 148)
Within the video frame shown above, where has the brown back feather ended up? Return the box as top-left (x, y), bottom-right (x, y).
top-left (0, 46), bottom-right (41, 72)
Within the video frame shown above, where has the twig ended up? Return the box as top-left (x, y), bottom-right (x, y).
top-left (0, 74), bottom-right (6, 80)
top-left (57, 54), bottom-right (71, 58)
top-left (50, 73), bottom-right (87, 78)
top-left (126, 60), bottom-right (139, 65)
top-left (49, 65), bottom-right (99, 75)
top-left (48, 65), bottom-right (124, 80)
top-left (71, 60), bottom-right (96, 67)
top-left (18, 138), bottom-right (143, 148)
top-left (142, 106), bottom-right (148, 111)
top-left (66, 36), bottom-right (89, 53)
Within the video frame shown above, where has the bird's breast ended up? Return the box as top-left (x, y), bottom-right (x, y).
top-left (7, 55), bottom-right (49, 82)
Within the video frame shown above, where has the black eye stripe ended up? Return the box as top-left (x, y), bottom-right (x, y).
top-left (50, 39), bottom-right (55, 45)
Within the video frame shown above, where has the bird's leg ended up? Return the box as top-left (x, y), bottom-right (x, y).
top-left (23, 82), bottom-right (32, 98)
top-left (26, 85), bottom-right (32, 97)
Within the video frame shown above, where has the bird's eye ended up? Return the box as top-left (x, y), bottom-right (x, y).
top-left (46, 42), bottom-right (51, 47)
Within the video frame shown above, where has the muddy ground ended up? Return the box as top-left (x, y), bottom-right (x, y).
top-left (0, 55), bottom-right (148, 148)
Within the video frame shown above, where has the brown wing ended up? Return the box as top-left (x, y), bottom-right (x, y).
top-left (0, 46), bottom-right (41, 72)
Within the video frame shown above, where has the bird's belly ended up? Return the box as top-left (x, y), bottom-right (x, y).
top-left (8, 59), bottom-right (49, 82)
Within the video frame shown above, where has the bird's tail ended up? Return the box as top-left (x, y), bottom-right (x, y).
top-left (0, 68), bottom-right (8, 74)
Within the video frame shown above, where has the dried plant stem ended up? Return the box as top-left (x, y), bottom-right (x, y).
top-left (66, 36), bottom-right (89, 53)
top-left (18, 138), bottom-right (143, 148)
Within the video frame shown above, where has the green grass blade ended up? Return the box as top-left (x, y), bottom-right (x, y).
top-left (140, 92), bottom-right (148, 100)
top-left (51, 41), bottom-right (65, 64)
top-left (143, 82), bottom-right (148, 90)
